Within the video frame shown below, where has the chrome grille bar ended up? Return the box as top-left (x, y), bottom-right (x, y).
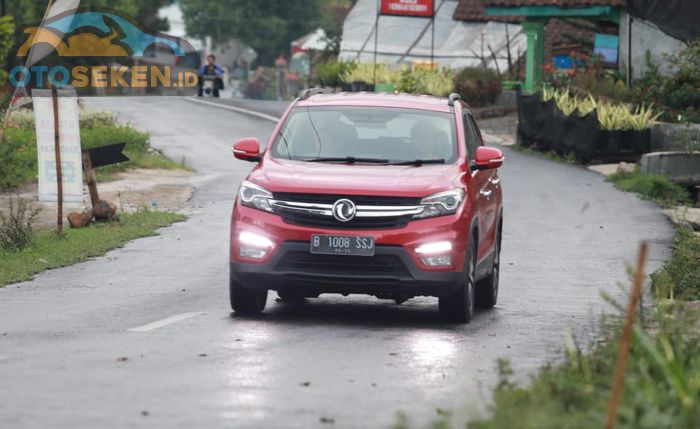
top-left (270, 200), bottom-right (424, 218)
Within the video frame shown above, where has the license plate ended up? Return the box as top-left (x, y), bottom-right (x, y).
top-left (310, 235), bottom-right (375, 257)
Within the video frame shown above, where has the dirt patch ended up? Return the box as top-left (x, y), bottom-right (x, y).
top-left (0, 169), bottom-right (194, 231)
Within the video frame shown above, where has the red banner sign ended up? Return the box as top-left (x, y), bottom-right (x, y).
top-left (380, 0), bottom-right (434, 18)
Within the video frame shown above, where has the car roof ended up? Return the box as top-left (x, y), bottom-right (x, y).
top-left (294, 92), bottom-right (455, 113)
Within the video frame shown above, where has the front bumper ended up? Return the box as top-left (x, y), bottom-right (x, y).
top-left (230, 241), bottom-right (464, 298)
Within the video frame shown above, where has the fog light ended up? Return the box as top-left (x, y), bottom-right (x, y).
top-left (420, 255), bottom-right (452, 267)
top-left (238, 231), bottom-right (274, 259)
top-left (415, 241), bottom-right (452, 255)
top-left (240, 247), bottom-right (269, 259)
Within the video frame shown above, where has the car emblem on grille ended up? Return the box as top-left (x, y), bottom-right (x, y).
top-left (332, 199), bottom-right (357, 222)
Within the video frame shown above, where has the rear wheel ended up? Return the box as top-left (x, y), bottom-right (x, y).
top-left (230, 278), bottom-right (267, 314)
top-left (439, 236), bottom-right (476, 323)
top-left (476, 229), bottom-right (500, 309)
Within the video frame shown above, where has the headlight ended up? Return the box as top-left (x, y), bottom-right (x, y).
top-left (413, 189), bottom-right (465, 220)
top-left (239, 180), bottom-right (274, 213)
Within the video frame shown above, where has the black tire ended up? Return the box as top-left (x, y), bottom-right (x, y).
top-left (230, 278), bottom-right (267, 314)
top-left (476, 228), bottom-right (501, 309)
top-left (439, 236), bottom-right (476, 323)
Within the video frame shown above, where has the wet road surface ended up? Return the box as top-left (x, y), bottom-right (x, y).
top-left (0, 97), bottom-right (673, 428)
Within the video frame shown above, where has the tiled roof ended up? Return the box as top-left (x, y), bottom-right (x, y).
top-left (453, 0), bottom-right (523, 22)
top-left (484, 0), bottom-right (625, 7)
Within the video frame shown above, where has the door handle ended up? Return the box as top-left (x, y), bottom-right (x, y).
top-left (480, 189), bottom-right (493, 197)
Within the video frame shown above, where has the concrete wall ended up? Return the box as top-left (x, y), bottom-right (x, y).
top-left (619, 12), bottom-right (687, 80)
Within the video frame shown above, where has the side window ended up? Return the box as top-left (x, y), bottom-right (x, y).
top-left (463, 113), bottom-right (480, 160)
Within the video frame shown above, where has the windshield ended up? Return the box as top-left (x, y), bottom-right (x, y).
top-left (271, 107), bottom-right (458, 164)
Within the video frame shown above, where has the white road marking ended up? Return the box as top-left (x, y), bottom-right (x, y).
top-left (127, 312), bottom-right (203, 333)
top-left (185, 97), bottom-right (280, 123)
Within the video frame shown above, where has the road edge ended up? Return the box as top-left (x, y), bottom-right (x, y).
top-left (184, 97), bottom-right (281, 123)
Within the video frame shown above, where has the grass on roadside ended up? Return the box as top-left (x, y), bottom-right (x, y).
top-left (0, 109), bottom-right (190, 190)
top-left (652, 225), bottom-right (700, 301)
top-left (0, 210), bottom-right (185, 287)
top-left (607, 170), bottom-right (691, 207)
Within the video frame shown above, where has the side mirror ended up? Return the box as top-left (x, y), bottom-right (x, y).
top-left (473, 146), bottom-right (504, 171)
top-left (232, 138), bottom-right (261, 162)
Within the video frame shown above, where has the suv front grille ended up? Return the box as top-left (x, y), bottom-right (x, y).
top-left (272, 193), bottom-right (422, 230)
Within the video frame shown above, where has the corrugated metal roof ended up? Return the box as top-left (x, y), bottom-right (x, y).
top-left (453, 0), bottom-right (523, 22)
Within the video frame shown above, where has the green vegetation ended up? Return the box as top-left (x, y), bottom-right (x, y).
top-left (0, 109), bottom-right (187, 190)
top-left (453, 67), bottom-right (502, 107)
top-left (0, 210), bottom-right (185, 287)
top-left (468, 303), bottom-right (700, 429)
top-left (317, 60), bottom-right (356, 88)
top-left (653, 226), bottom-right (700, 301)
top-left (180, 0), bottom-right (330, 65)
top-left (607, 170), bottom-right (691, 207)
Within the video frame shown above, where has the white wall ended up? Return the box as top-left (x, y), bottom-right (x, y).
top-left (619, 12), bottom-right (687, 80)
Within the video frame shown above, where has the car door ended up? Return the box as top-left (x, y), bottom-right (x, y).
top-left (467, 113), bottom-right (499, 257)
top-left (462, 112), bottom-right (492, 263)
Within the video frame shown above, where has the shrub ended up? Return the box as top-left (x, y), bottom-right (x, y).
top-left (607, 170), bottom-right (691, 207)
top-left (316, 60), bottom-right (355, 88)
top-left (340, 63), bottom-right (398, 84)
top-left (454, 67), bottom-right (502, 107)
top-left (413, 69), bottom-right (455, 97)
top-left (636, 42), bottom-right (700, 123)
top-left (0, 197), bottom-right (40, 252)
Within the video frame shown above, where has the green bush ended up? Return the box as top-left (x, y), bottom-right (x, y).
top-left (0, 113), bottom-right (177, 189)
top-left (607, 170), bottom-right (691, 207)
top-left (0, 127), bottom-right (38, 189)
top-left (454, 67), bottom-right (502, 107)
top-left (636, 42), bottom-right (700, 123)
top-left (316, 60), bottom-right (356, 88)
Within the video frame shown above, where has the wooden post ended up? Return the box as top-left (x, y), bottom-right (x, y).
top-left (81, 150), bottom-right (100, 208)
top-left (604, 242), bottom-right (648, 429)
top-left (51, 86), bottom-right (63, 235)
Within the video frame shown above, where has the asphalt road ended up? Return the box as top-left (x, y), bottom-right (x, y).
top-left (0, 97), bottom-right (674, 429)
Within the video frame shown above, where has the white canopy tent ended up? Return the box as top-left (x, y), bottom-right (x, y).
top-left (339, 0), bottom-right (526, 71)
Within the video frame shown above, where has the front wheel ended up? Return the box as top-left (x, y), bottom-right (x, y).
top-left (476, 231), bottom-right (500, 309)
top-left (439, 237), bottom-right (476, 323)
top-left (230, 278), bottom-right (267, 314)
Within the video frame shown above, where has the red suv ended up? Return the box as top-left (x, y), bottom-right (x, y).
top-left (230, 92), bottom-right (504, 323)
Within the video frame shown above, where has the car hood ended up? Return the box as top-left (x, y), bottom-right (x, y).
top-left (248, 158), bottom-right (463, 198)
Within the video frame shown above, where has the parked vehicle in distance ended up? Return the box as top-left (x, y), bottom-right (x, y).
top-left (229, 91), bottom-right (504, 323)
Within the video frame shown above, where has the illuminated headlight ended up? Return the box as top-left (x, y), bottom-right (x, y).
top-left (413, 189), bottom-right (465, 220)
top-left (415, 241), bottom-right (453, 267)
top-left (239, 231), bottom-right (274, 259)
top-left (239, 181), bottom-right (274, 213)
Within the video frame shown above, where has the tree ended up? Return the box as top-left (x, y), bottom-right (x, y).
top-left (6, 0), bottom-right (171, 30)
top-left (180, 0), bottom-right (325, 65)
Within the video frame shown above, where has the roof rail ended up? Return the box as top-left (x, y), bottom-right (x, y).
top-left (299, 88), bottom-right (334, 100)
top-left (448, 93), bottom-right (461, 107)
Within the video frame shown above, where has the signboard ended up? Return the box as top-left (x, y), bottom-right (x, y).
top-left (33, 89), bottom-right (84, 203)
top-left (88, 143), bottom-right (129, 168)
top-left (380, 0), bottom-right (434, 17)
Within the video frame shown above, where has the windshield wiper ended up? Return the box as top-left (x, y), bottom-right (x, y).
top-left (390, 158), bottom-right (445, 166)
top-left (304, 157), bottom-right (389, 164)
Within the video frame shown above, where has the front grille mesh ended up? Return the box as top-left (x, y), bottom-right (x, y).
top-left (272, 193), bottom-right (420, 229)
